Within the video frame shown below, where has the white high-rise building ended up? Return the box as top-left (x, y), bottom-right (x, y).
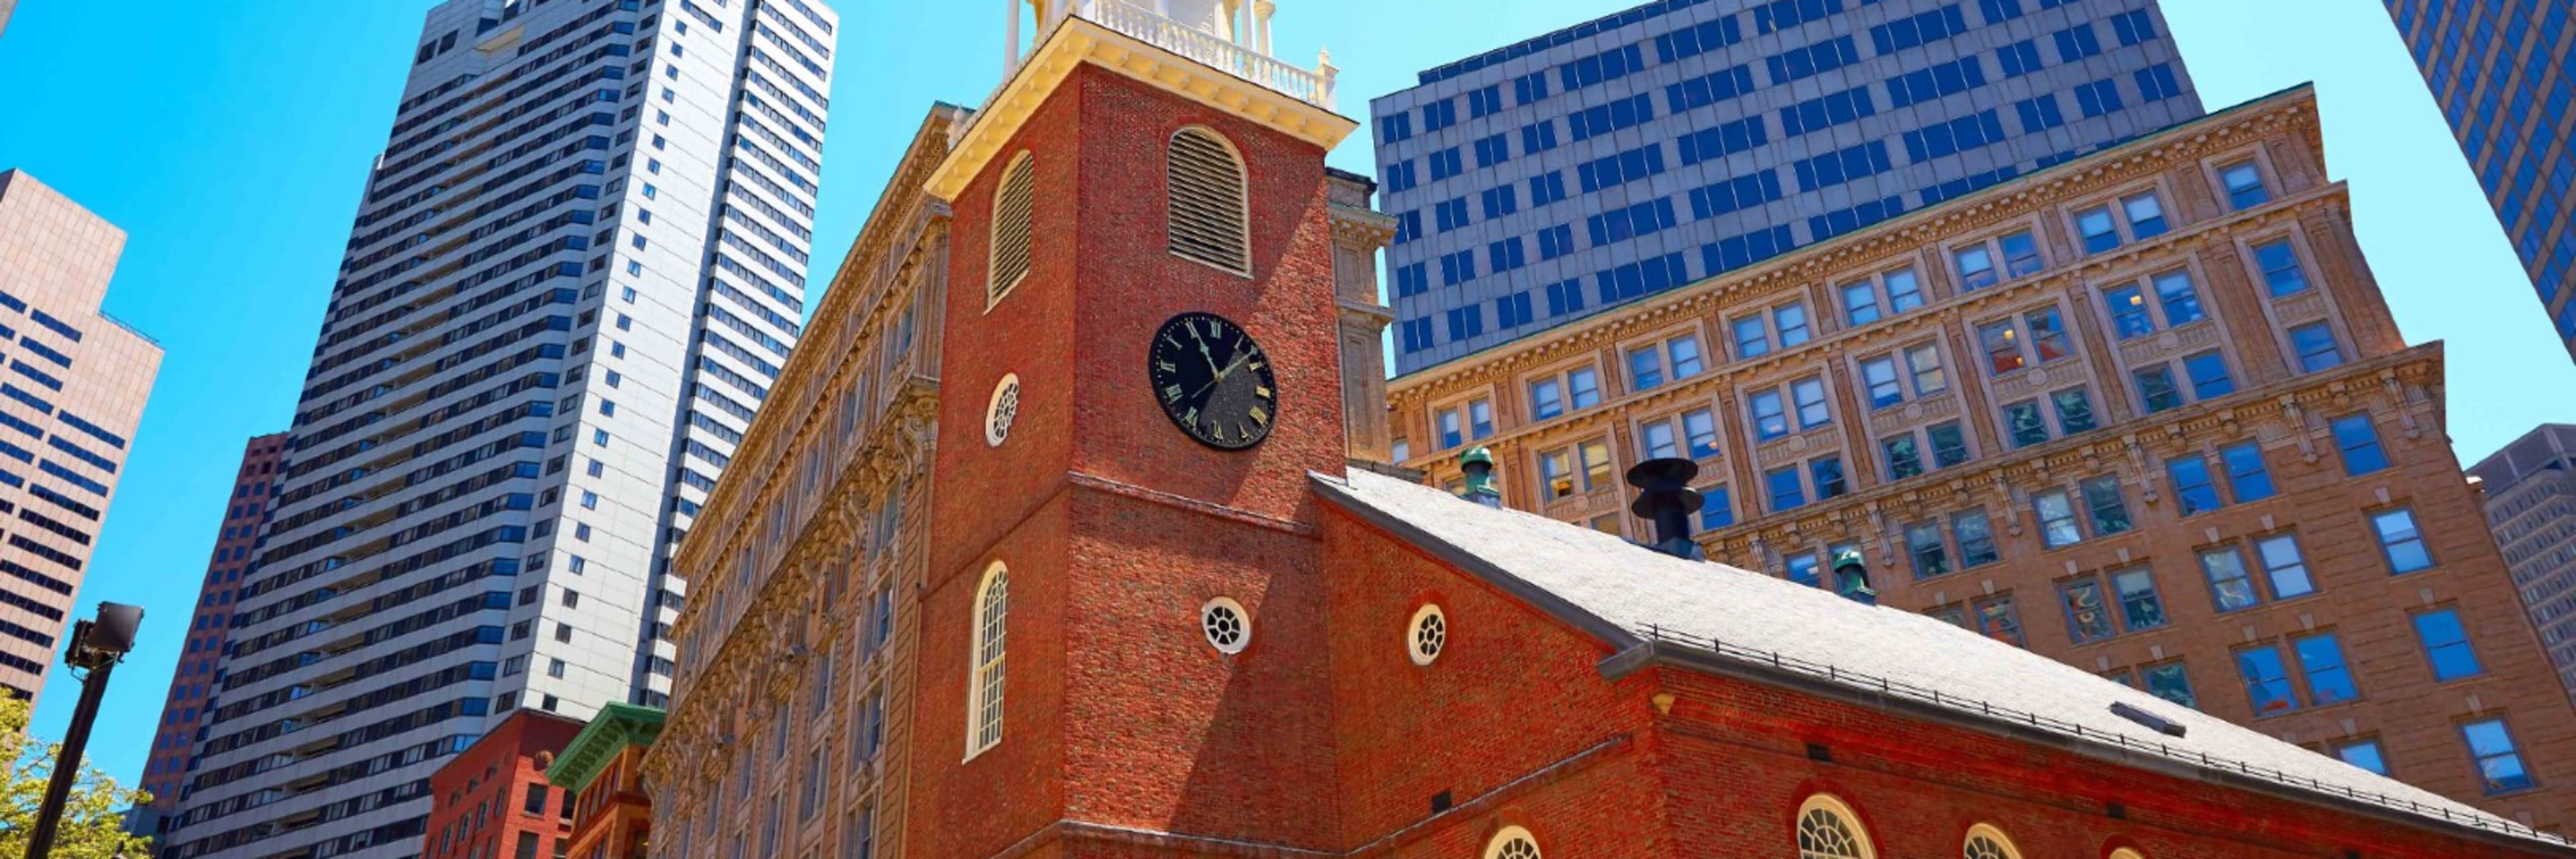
top-left (166, 1), bottom-right (833, 857)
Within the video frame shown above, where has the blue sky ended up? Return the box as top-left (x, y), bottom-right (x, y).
top-left (0, 0), bottom-right (2563, 791)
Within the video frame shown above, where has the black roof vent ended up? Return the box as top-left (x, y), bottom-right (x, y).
top-left (2110, 701), bottom-right (2187, 738)
top-left (1626, 458), bottom-right (1703, 560)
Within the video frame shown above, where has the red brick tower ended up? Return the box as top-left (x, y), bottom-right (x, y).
top-left (907, 3), bottom-right (1357, 855)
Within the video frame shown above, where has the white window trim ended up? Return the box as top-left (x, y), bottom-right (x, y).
top-left (986, 151), bottom-right (1036, 311)
top-left (1166, 126), bottom-right (1254, 277)
top-left (985, 373), bottom-right (1022, 448)
top-left (1794, 793), bottom-right (1876, 859)
top-left (1200, 597), bottom-right (1251, 654)
top-left (1962, 823), bottom-right (2022, 859)
top-left (1407, 603), bottom-right (1447, 666)
top-left (1481, 825), bottom-right (1539, 859)
top-left (964, 560), bottom-right (1010, 761)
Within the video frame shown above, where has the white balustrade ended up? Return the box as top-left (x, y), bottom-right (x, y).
top-left (1059, 0), bottom-right (1338, 111)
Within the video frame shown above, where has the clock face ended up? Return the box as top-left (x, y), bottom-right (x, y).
top-left (1148, 311), bottom-right (1278, 450)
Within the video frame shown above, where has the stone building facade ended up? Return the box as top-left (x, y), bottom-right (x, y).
top-left (641, 102), bottom-right (960, 859)
top-left (1386, 84), bottom-right (2576, 829)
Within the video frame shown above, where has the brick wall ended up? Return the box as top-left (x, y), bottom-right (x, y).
top-left (1313, 506), bottom-right (2570, 858)
top-left (422, 711), bottom-right (581, 859)
top-left (913, 58), bottom-right (1354, 856)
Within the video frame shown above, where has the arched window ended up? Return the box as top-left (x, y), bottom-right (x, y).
top-left (2107, 849), bottom-right (2146, 859)
top-left (1166, 127), bottom-right (1250, 276)
top-left (1962, 824), bottom-right (2021, 859)
top-left (1794, 795), bottom-right (1874, 859)
top-left (1482, 826), bottom-right (1540, 859)
top-left (989, 152), bottom-right (1036, 307)
top-left (967, 562), bottom-right (1010, 757)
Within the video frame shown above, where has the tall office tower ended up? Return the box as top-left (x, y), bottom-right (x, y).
top-left (0, 0), bottom-right (17, 39)
top-left (0, 169), bottom-right (163, 702)
top-left (2383, 1), bottom-right (2575, 362)
top-left (141, 433), bottom-right (287, 817)
top-left (2471, 424), bottom-right (2576, 703)
top-left (1375, 0), bottom-right (2203, 372)
top-left (1387, 85), bottom-right (2576, 826)
top-left (166, 0), bottom-right (834, 856)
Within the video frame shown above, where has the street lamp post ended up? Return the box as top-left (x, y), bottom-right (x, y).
top-left (25, 601), bottom-right (142, 859)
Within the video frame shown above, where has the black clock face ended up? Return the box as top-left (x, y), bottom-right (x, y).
top-left (1148, 311), bottom-right (1278, 450)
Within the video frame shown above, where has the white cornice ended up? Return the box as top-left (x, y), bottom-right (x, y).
top-left (925, 17), bottom-right (1358, 203)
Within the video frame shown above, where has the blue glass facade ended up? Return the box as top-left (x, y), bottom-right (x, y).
top-left (2385, 0), bottom-right (2576, 362)
top-left (1374, 0), bottom-right (2202, 372)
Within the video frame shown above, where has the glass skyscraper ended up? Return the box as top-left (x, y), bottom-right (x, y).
top-left (2384, 0), bottom-right (2574, 362)
top-left (1374, 0), bottom-right (2202, 372)
top-left (164, 1), bottom-right (833, 857)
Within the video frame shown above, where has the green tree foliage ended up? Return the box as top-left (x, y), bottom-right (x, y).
top-left (0, 693), bottom-right (153, 858)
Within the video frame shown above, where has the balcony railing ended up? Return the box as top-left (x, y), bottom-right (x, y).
top-left (1040, 0), bottom-right (1337, 111)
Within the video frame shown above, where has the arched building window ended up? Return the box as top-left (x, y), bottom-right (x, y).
top-left (1482, 825), bottom-right (1540, 859)
top-left (967, 561), bottom-right (1010, 757)
top-left (1962, 824), bottom-right (2021, 859)
top-left (989, 152), bottom-right (1036, 307)
top-left (1794, 794), bottom-right (1874, 858)
top-left (1166, 127), bottom-right (1250, 276)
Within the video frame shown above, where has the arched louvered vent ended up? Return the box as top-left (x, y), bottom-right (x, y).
top-left (988, 152), bottom-right (1036, 307)
top-left (1167, 128), bottom-right (1250, 276)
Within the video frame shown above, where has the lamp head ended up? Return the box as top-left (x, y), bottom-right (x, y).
top-left (68, 602), bottom-right (142, 668)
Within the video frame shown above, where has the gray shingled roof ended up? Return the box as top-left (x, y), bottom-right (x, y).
top-left (1312, 467), bottom-right (2566, 850)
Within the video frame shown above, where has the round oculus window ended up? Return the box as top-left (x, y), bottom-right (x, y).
top-left (985, 373), bottom-right (1022, 447)
top-left (1201, 597), bottom-right (1250, 654)
top-left (1407, 604), bottom-right (1446, 666)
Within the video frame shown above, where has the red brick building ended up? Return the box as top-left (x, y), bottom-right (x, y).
top-left (549, 703), bottom-right (660, 859)
top-left (142, 432), bottom-right (285, 814)
top-left (423, 709), bottom-right (582, 859)
top-left (658, 3), bottom-right (2576, 857)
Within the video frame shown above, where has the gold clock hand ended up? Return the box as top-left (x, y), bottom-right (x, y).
top-left (1213, 352), bottom-right (1250, 381)
top-left (1194, 334), bottom-right (1222, 376)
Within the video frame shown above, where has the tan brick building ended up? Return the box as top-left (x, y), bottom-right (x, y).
top-left (639, 104), bottom-right (960, 859)
top-left (1387, 85), bottom-right (2576, 829)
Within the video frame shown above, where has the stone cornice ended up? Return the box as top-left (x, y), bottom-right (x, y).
top-left (682, 209), bottom-right (947, 581)
top-left (670, 105), bottom-right (951, 627)
top-left (648, 381), bottom-right (939, 795)
top-left (1327, 201), bottom-right (1397, 246)
top-left (1336, 296), bottom-right (1395, 325)
top-left (925, 17), bottom-right (1357, 203)
top-left (669, 378), bottom-right (938, 679)
top-left (1387, 87), bottom-right (2325, 405)
top-left (674, 214), bottom-right (946, 665)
